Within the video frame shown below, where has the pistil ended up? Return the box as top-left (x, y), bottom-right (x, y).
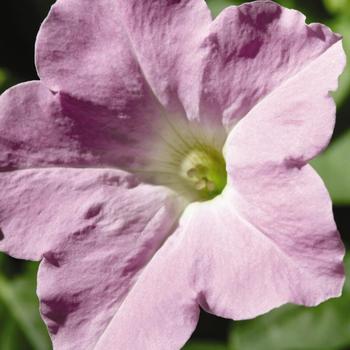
top-left (180, 148), bottom-right (227, 200)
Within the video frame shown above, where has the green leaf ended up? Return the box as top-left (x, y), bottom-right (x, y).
top-left (183, 341), bottom-right (228, 350)
top-left (229, 255), bottom-right (350, 350)
top-left (0, 68), bottom-right (11, 93)
top-left (311, 129), bottom-right (350, 205)
top-left (274, 0), bottom-right (296, 8)
top-left (0, 263), bottom-right (51, 350)
top-left (1, 319), bottom-right (20, 350)
top-left (0, 68), bottom-right (16, 94)
top-left (205, 0), bottom-right (297, 18)
top-left (323, 0), bottom-right (350, 14)
top-left (0, 69), bottom-right (9, 92)
top-left (206, 0), bottom-right (238, 17)
top-left (327, 14), bottom-right (350, 107)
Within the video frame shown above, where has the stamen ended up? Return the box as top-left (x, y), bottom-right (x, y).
top-left (206, 181), bottom-right (216, 192)
top-left (195, 179), bottom-right (207, 191)
top-left (187, 168), bottom-right (197, 178)
top-left (180, 147), bottom-right (227, 200)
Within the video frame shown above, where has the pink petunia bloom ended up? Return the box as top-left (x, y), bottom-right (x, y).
top-left (0, 0), bottom-right (346, 349)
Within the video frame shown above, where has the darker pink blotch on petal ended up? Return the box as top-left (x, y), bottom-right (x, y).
top-left (0, 168), bottom-right (193, 350)
top-left (0, 81), bottom-right (164, 170)
top-left (197, 1), bottom-right (342, 126)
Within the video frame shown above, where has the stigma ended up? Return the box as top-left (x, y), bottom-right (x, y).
top-left (180, 148), bottom-right (227, 200)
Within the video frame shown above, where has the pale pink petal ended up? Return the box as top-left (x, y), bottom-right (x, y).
top-left (173, 184), bottom-right (344, 320)
top-left (94, 166), bottom-right (344, 343)
top-left (225, 39), bottom-right (345, 169)
top-left (198, 1), bottom-right (342, 126)
top-left (36, 0), bottom-right (152, 111)
top-left (93, 234), bottom-right (199, 350)
top-left (35, 0), bottom-right (343, 128)
top-left (197, 33), bottom-right (345, 318)
top-left (0, 168), bottom-right (192, 349)
top-left (36, 0), bottom-right (212, 114)
top-left (0, 82), bottom-right (163, 170)
top-left (114, 0), bottom-right (212, 114)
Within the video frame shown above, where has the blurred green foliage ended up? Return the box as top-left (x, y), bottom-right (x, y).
top-left (312, 130), bottom-right (350, 204)
top-left (0, 257), bottom-right (50, 350)
top-left (324, 0), bottom-right (350, 14)
top-left (0, 68), bottom-right (15, 93)
top-left (206, 0), bottom-right (297, 17)
top-left (206, 0), bottom-right (235, 17)
top-left (0, 0), bottom-right (350, 349)
top-left (328, 13), bottom-right (350, 106)
top-left (183, 341), bottom-right (228, 350)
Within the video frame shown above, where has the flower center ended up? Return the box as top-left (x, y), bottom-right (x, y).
top-left (180, 148), bottom-right (227, 200)
top-left (137, 118), bottom-right (228, 203)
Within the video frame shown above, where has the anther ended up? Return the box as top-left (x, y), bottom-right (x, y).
top-left (207, 181), bottom-right (216, 192)
top-left (179, 147), bottom-right (227, 200)
top-left (187, 168), bottom-right (197, 178)
top-left (195, 179), bottom-right (207, 191)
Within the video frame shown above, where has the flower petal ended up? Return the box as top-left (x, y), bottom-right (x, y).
top-left (92, 234), bottom-right (199, 350)
top-left (225, 39), bottom-right (345, 169)
top-left (35, 0), bottom-right (344, 128)
top-left (201, 35), bottom-right (345, 318)
top-left (36, 0), bottom-right (212, 114)
top-left (114, 0), bottom-right (212, 115)
top-left (36, 0), bottom-right (150, 110)
top-left (0, 168), bottom-right (181, 259)
top-left (175, 182), bottom-right (344, 320)
top-left (0, 81), bottom-right (163, 170)
top-left (198, 0), bottom-right (342, 127)
top-left (0, 168), bottom-right (192, 349)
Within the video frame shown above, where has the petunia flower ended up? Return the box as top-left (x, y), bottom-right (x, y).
top-left (0, 0), bottom-right (346, 349)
